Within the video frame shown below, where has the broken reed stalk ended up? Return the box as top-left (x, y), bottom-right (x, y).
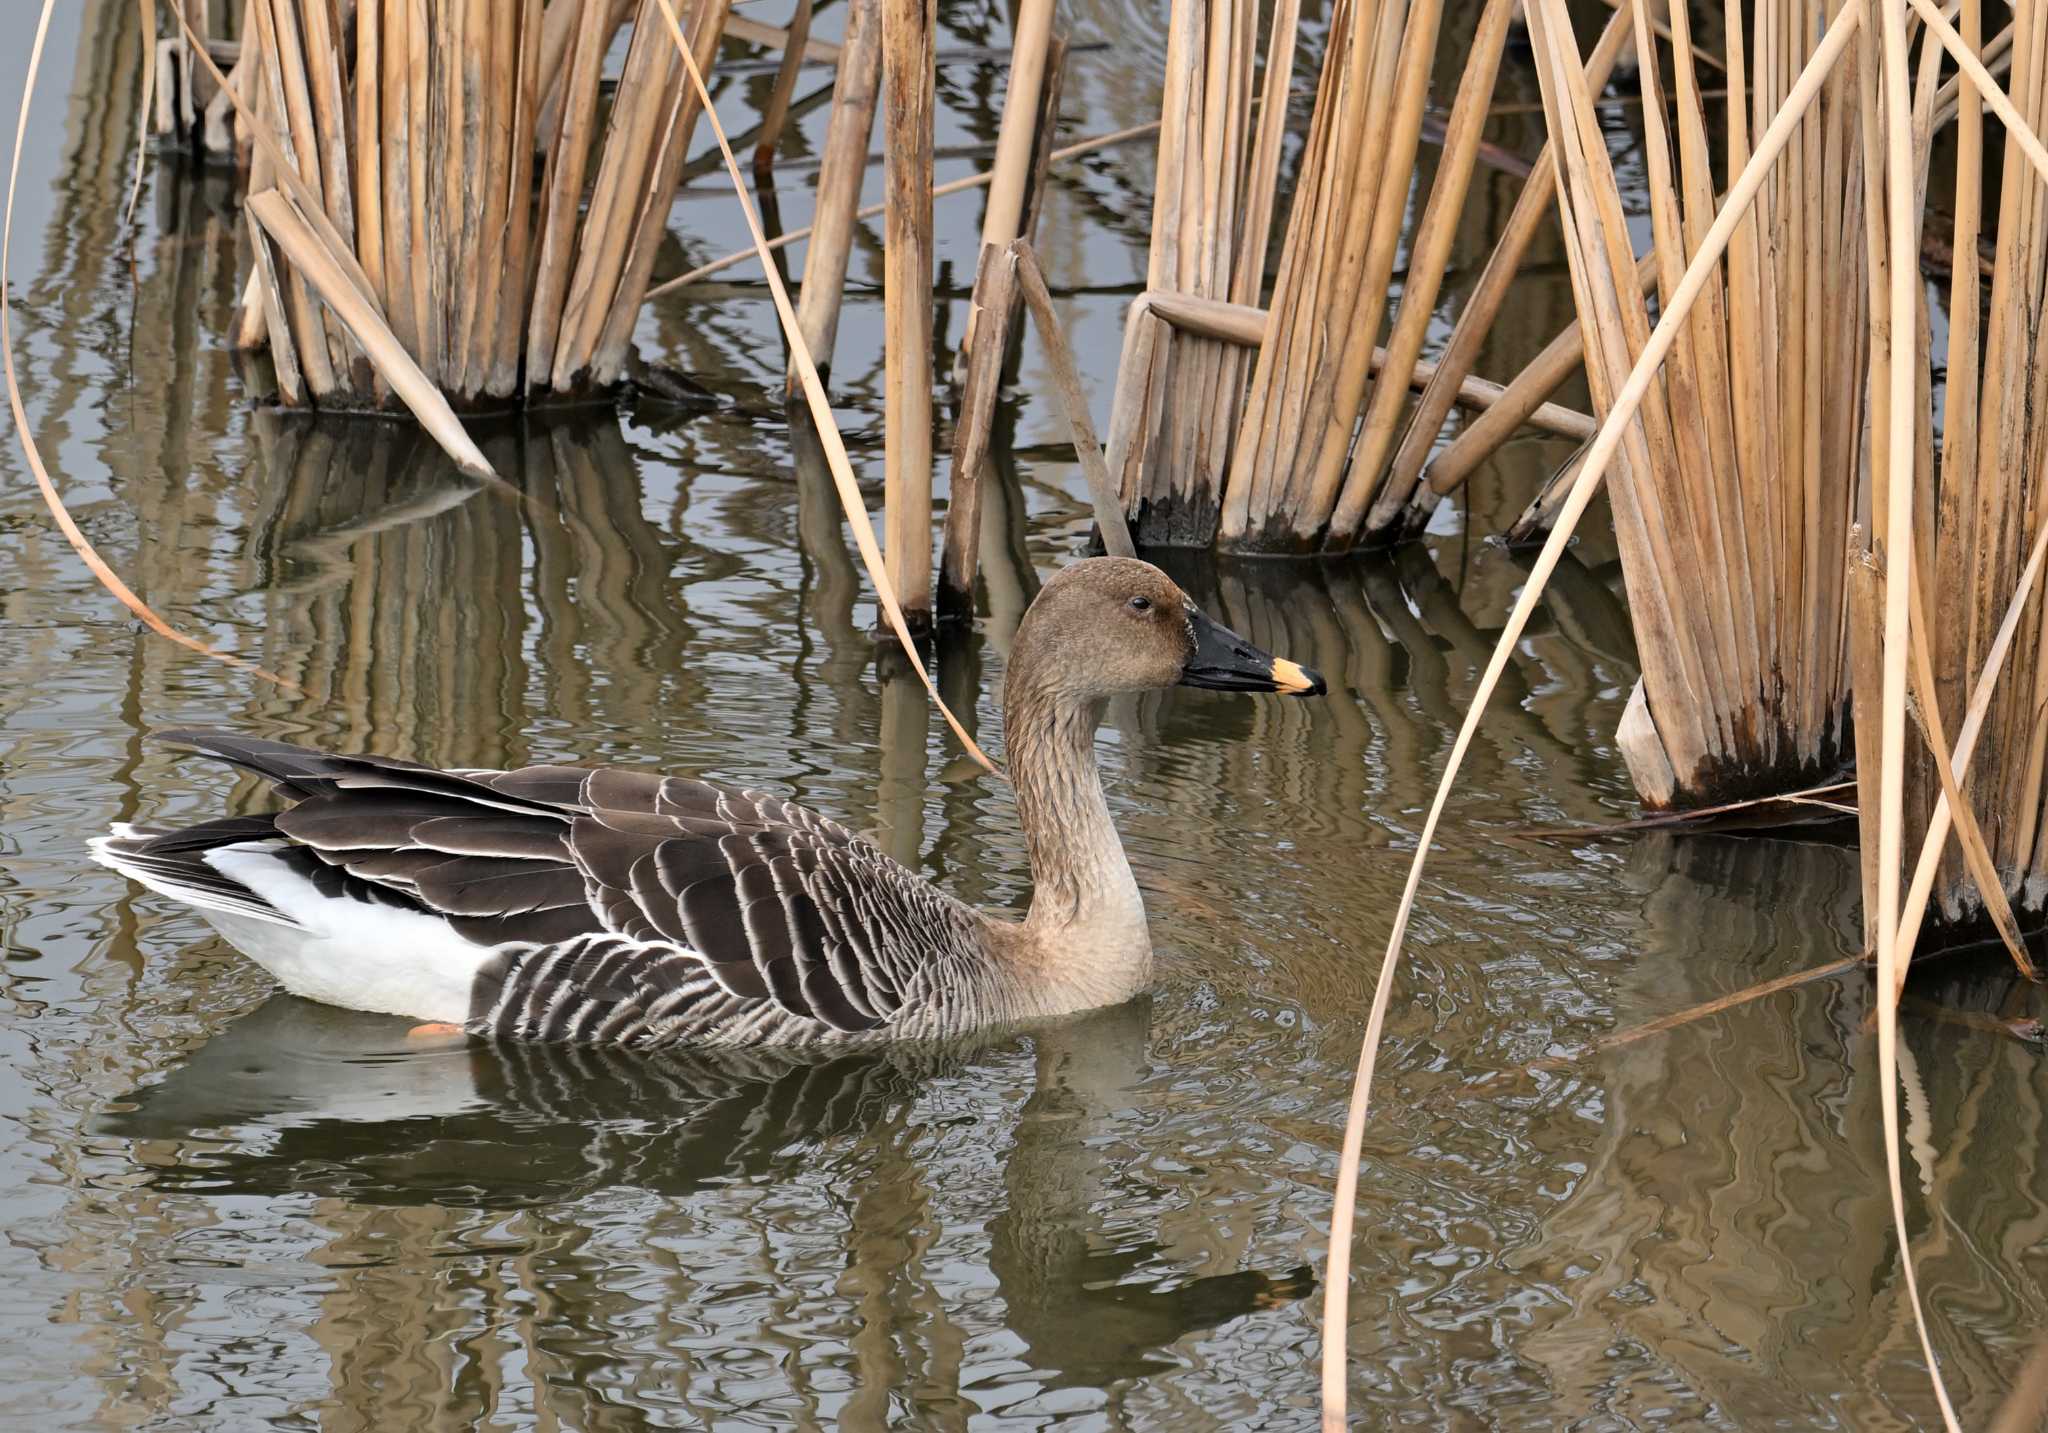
top-left (1221, 0), bottom-right (1495, 553)
top-left (953, 0), bottom-right (1054, 376)
top-left (881, 0), bottom-right (936, 626)
top-left (752, 0), bottom-right (814, 176)
top-left (229, 0), bottom-right (728, 418)
top-left (1525, 0), bottom-right (1873, 811)
top-left (1011, 241), bottom-right (1136, 561)
top-left (939, 243), bottom-right (1019, 621)
top-left (1117, 289), bottom-right (1596, 434)
top-left (1422, 252), bottom-right (1659, 508)
top-left (1016, 34), bottom-right (1067, 250)
top-left (941, 240), bottom-right (1137, 618)
top-left (648, 0), bottom-right (998, 774)
top-left (1102, 0), bottom-right (1299, 547)
top-left (786, 0), bottom-right (880, 392)
top-left (1319, 5), bottom-right (1867, 1423)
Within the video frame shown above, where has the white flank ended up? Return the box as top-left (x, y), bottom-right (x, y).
top-left (96, 832), bottom-right (489, 1023)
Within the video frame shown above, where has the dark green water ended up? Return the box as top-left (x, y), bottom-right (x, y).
top-left (1, 3), bottom-right (2042, 1428)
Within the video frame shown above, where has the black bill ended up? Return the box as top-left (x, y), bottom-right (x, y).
top-left (1178, 608), bottom-right (1327, 696)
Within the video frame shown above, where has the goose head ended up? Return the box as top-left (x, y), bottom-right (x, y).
top-left (1009, 557), bottom-right (1327, 703)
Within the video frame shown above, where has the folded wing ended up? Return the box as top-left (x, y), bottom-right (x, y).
top-left (163, 731), bottom-right (975, 1036)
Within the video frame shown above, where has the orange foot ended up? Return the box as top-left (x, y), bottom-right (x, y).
top-left (406, 1021), bottom-right (466, 1041)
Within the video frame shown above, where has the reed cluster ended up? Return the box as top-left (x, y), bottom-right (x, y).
top-left (1100, 0), bottom-right (1297, 548)
top-left (1102, 0), bottom-right (1583, 554)
top-left (1521, 0), bottom-right (1869, 809)
top-left (230, 0), bottom-right (727, 411)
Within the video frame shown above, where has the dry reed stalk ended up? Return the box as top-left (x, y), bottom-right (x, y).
top-left (1372, 9), bottom-right (1637, 539)
top-left (1012, 240), bottom-right (1135, 559)
top-left (1100, 0), bottom-right (1298, 548)
top-left (649, 0), bottom-right (999, 774)
top-left (1420, 253), bottom-right (1658, 504)
top-left (248, 210), bottom-right (304, 404)
top-left (726, 15), bottom-right (840, 64)
top-left (205, 4), bottom-right (255, 161)
top-left (1121, 288), bottom-right (1595, 434)
top-left (552, 1), bottom-right (671, 386)
top-left (1219, 0), bottom-right (1446, 551)
top-left (1017, 35), bottom-right (1068, 248)
top-left (1318, 5), bottom-right (1866, 1422)
top-left (492, 0), bottom-right (542, 396)
top-left (246, 0), bottom-right (336, 397)
top-left (558, 0), bottom-right (733, 391)
top-left (752, 0), bottom-right (814, 176)
top-left (354, 0), bottom-right (385, 323)
top-left (589, 0), bottom-right (734, 388)
top-left (786, 0), bottom-right (880, 392)
top-left (129, 0), bottom-right (157, 221)
top-left (401, 0), bottom-right (431, 367)
top-left (526, 0), bottom-right (608, 388)
top-left (536, 0), bottom-right (632, 155)
top-left (1524, 0), bottom-right (1872, 809)
top-left (247, 187), bottom-right (496, 475)
top-left (460, 0), bottom-right (514, 396)
top-left (882, 0), bottom-right (936, 624)
top-left (298, 0), bottom-right (362, 383)
top-left (939, 243), bottom-right (1018, 621)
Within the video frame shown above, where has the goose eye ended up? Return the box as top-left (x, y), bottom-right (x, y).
top-left (1128, 595), bottom-right (1152, 613)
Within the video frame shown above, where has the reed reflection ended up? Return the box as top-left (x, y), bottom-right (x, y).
top-left (234, 411), bottom-right (696, 771)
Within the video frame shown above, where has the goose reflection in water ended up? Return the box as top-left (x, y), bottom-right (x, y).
top-left (98, 993), bottom-right (1310, 1400)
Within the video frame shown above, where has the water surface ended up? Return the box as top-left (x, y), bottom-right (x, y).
top-left (1, 4), bottom-right (2043, 1428)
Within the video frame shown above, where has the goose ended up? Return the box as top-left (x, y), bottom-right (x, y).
top-left (91, 557), bottom-right (1325, 1048)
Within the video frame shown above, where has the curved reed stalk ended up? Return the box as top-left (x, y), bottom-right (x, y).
top-left (1872, 0), bottom-right (1959, 1420)
top-left (5, 0), bottom-right (294, 690)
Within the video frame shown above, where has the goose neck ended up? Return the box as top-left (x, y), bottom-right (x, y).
top-left (1002, 678), bottom-right (1147, 960)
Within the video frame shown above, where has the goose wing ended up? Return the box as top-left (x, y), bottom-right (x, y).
top-left (165, 732), bottom-right (970, 1034)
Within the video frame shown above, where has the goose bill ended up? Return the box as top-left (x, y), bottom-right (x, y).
top-left (1179, 610), bottom-right (1328, 696)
